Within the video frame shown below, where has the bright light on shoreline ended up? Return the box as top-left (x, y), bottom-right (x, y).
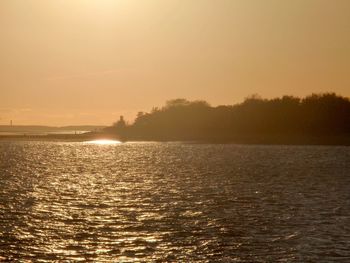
top-left (86, 139), bottom-right (121, 145)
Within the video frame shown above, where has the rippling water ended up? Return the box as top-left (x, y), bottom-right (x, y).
top-left (1, 141), bottom-right (350, 262)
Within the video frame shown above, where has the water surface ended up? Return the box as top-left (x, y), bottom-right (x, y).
top-left (0, 141), bottom-right (350, 262)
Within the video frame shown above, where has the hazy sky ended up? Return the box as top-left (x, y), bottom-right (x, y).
top-left (1, 0), bottom-right (350, 125)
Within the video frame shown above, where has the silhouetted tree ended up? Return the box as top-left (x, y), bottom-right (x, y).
top-left (108, 93), bottom-right (350, 143)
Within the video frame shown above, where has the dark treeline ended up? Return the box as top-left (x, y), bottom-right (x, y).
top-left (107, 93), bottom-right (350, 143)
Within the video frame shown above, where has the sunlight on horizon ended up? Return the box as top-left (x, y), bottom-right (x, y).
top-left (86, 139), bottom-right (121, 145)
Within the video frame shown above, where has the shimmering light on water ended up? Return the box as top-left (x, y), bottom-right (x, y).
top-left (0, 141), bottom-right (350, 262)
top-left (86, 139), bottom-right (121, 145)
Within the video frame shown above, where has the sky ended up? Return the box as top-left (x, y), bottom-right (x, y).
top-left (1, 0), bottom-right (350, 126)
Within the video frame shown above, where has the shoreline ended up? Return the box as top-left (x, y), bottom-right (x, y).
top-left (1, 133), bottom-right (349, 146)
top-left (0, 133), bottom-right (119, 142)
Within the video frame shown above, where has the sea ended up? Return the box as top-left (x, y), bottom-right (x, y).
top-left (0, 141), bottom-right (349, 262)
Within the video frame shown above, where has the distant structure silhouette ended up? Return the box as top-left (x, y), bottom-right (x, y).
top-left (114, 116), bottom-right (126, 129)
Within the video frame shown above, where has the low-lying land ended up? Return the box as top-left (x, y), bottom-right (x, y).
top-left (2, 93), bottom-right (349, 146)
top-left (1, 133), bottom-right (349, 146)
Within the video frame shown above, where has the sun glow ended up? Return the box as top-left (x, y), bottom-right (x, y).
top-left (87, 139), bottom-right (121, 145)
top-left (80, 0), bottom-right (121, 10)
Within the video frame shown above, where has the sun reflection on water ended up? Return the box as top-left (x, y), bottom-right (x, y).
top-left (86, 139), bottom-right (121, 145)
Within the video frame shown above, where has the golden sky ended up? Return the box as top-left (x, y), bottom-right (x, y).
top-left (1, 0), bottom-right (349, 126)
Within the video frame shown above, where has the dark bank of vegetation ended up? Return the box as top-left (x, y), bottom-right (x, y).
top-left (105, 93), bottom-right (350, 145)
